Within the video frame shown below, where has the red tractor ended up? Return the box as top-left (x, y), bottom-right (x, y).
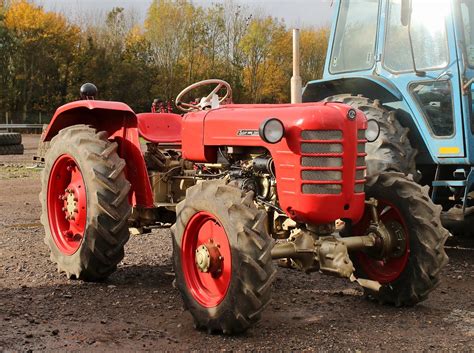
top-left (40, 80), bottom-right (448, 334)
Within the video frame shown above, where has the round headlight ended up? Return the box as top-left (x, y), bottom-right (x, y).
top-left (259, 118), bottom-right (285, 144)
top-left (366, 119), bottom-right (380, 143)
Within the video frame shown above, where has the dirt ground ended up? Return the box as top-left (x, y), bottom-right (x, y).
top-left (0, 135), bottom-right (473, 352)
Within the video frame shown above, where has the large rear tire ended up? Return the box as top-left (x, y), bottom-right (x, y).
top-left (351, 173), bottom-right (448, 306)
top-left (40, 125), bottom-right (131, 281)
top-left (324, 94), bottom-right (419, 179)
top-left (172, 180), bottom-right (276, 334)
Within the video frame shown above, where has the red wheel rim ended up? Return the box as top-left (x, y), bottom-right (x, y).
top-left (354, 200), bottom-right (410, 284)
top-left (47, 154), bottom-right (87, 255)
top-left (181, 212), bottom-right (232, 308)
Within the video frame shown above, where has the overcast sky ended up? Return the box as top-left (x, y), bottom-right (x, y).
top-left (35, 0), bottom-right (334, 28)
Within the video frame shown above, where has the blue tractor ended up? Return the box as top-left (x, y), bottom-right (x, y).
top-left (303, 0), bottom-right (474, 234)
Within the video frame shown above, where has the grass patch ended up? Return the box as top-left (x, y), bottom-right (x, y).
top-left (0, 164), bottom-right (42, 180)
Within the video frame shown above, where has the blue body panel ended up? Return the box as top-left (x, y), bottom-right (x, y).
top-left (303, 0), bottom-right (474, 167)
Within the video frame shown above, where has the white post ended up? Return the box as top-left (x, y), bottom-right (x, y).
top-left (291, 28), bottom-right (302, 104)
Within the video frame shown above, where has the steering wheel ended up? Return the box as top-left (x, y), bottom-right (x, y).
top-left (176, 79), bottom-right (232, 112)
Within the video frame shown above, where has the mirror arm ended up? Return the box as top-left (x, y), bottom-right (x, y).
top-left (407, 19), bottom-right (426, 77)
top-left (463, 78), bottom-right (474, 96)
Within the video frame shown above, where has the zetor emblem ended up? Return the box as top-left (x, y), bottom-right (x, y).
top-left (237, 129), bottom-right (259, 137)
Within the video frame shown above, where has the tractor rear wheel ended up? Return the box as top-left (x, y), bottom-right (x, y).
top-left (40, 125), bottom-right (131, 281)
top-left (351, 172), bottom-right (448, 306)
top-left (324, 94), bottom-right (419, 179)
top-left (172, 180), bottom-right (276, 334)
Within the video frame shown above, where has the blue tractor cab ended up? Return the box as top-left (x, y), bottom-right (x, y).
top-left (303, 0), bottom-right (474, 233)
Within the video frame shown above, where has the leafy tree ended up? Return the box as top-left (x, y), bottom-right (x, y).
top-left (300, 27), bottom-right (330, 84)
top-left (0, 0), bottom-right (330, 121)
top-left (4, 0), bottom-right (79, 122)
top-left (239, 16), bottom-right (291, 103)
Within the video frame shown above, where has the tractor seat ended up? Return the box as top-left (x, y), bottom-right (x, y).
top-left (137, 113), bottom-right (182, 144)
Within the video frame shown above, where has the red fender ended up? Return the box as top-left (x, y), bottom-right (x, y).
top-left (43, 100), bottom-right (154, 208)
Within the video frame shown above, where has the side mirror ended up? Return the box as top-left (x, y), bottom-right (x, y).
top-left (401, 0), bottom-right (412, 26)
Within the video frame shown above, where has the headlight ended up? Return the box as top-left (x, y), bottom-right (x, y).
top-left (259, 118), bottom-right (285, 144)
top-left (366, 119), bottom-right (380, 143)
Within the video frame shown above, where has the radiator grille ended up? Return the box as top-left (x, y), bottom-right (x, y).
top-left (355, 129), bottom-right (367, 193)
top-left (299, 129), bottom-right (366, 196)
top-left (301, 143), bottom-right (343, 154)
top-left (355, 170), bottom-right (365, 180)
top-left (302, 170), bottom-right (342, 181)
top-left (301, 157), bottom-right (342, 167)
top-left (302, 184), bottom-right (342, 195)
top-left (354, 183), bottom-right (364, 193)
top-left (301, 130), bottom-right (343, 140)
top-left (300, 129), bottom-right (343, 195)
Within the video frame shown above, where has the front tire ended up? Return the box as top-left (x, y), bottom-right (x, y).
top-left (352, 173), bottom-right (448, 306)
top-left (40, 125), bottom-right (132, 281)
top-left (172, 180), bottom-right (276, 334)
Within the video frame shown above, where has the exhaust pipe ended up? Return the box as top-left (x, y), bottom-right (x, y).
top-left (291, 28), bottom-right (302, 104)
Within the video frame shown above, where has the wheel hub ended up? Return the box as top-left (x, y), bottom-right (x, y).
top-left (195, 239), bottom-right (224, 277)
top-left (354, 199), bottom-right (410, 284)
top-left (367, 219), bottom-right (407, 260)
top-left (195, 245), bottom-right (211, 272)
top-left (181, 212), bottom-right (231, 307)
top-left (65, 189), bottom-right (78, 219)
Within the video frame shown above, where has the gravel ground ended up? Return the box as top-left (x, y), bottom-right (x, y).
top-left (0, 135), bottom-right (473, 351)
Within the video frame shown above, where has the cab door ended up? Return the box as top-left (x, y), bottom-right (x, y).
top-left (378, 0), bottom-right (465, 161)
top-left (455, 0), bottom-right (474, 163)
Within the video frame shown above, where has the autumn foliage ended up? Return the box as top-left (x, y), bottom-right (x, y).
top-left (0, 0), bottom-right (329, 123)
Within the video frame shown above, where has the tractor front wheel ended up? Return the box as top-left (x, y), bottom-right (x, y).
top-left (40, 125), bottom-right (131, 281)
top-left (351, 173), bottom-right (448, 306)
top-left (172, 181), bottom-right (276, 334)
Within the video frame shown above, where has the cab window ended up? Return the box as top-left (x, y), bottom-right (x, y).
top-left (330, 0), bottom-right (379, 74)
top-left (411, 81), bottom-right (454, 137)
top-left (384, 0), bottom-right (449, 72)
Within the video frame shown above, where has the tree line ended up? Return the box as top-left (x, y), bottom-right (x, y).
top-left (0, 0), bottom-right (329, 123)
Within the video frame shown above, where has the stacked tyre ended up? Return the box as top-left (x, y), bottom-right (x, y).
top-left (0, 133), bottom-right (24, 155)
